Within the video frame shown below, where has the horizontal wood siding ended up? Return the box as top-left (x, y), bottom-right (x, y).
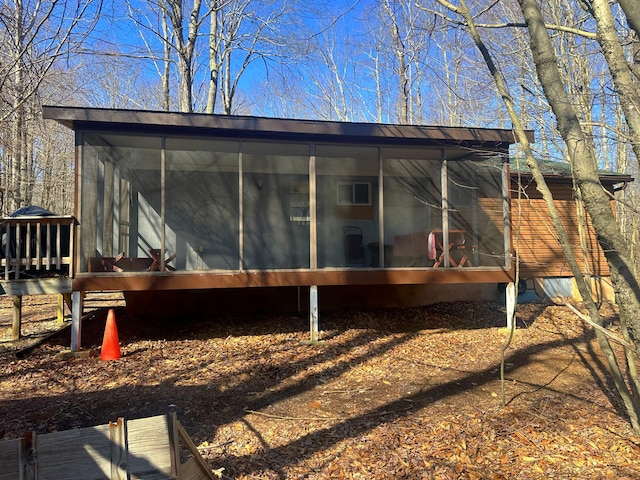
top-left (512, 183), bottom-right (610, 278)
top-left (477, 197), bottom-right (505, 264)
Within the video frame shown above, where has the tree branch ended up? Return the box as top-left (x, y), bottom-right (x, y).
top-left (427, 1), bottom-right (597, 39)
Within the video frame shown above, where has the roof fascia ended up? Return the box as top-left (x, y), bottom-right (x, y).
top-left (43, 106), bottom-right (533, 147)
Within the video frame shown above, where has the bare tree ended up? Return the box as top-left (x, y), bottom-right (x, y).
top-left (431, 0), bottom-right (640, 433)
top-left (0, 0), bottom-right (101, 214)
top-left (374, 0), bottom-right (435, 124)
top-left (163, 0), bottom-right (203, 113)
top-left (214, 0), bottom-right (292, 114)
top-left (124, 0), bottom-right (289, 114)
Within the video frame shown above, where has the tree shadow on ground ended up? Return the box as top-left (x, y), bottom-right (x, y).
top-left (70, 300), bottom-right (548, 346)
top-left (0, 301), bottom-right (626, 478)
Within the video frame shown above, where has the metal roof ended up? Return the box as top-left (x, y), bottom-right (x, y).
top-left (42, 106), bottom-right (532, 146)
top-left (510, 158), bottom-right (633, 185)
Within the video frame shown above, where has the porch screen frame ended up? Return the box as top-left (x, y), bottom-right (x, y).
top-left (78, 129), bottom-right (511, 274)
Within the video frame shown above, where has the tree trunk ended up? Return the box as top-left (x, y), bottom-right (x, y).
top-left (436, 0), bottom-right (640, 435)
top-left (206, 0), bottom-right (219, 114)
top-left (517, 0), bottom-right (640, 433)
top-left (618, 0), bottom-right (640, 40)
top-left (519, 0), bottom-right (640, 347)
top-left (383, 0), bottom-right (409, 124)
top-left (161, 0), bottom-right (172, 111)
top-left (165, 0), bottom-right (202, 113)
top-left (590, 0), bottom-right (640, 166)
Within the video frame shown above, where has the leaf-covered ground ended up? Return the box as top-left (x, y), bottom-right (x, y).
top-left (1, 295), bottom-right (639, 479)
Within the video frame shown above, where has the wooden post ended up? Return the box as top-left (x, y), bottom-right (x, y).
top-left (506, 282), bottom-right (516, 330)
top-left (309, 285), bottom-right (318, 342)
top-left (167, 405), bottom-right (180, 479)
top-left (57, 294), bottom-right (64, 323)
top-left (70, 291), bottom-right (83, 351)
top-left (12, 295), bottom-right (22, 340)
top-left (109, 418), bottom-right (128, 480)
top-left (18, 431), bottom-right (37, 479)
top-left (3, 222), bottom-right (8, 281)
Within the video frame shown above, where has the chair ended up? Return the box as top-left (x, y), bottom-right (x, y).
top-left (343, 226), bottom-right (366, 266)
top-left (431, 229), bottom-right (471, 267)
top-left (149, 248), bottom-right (176, 271)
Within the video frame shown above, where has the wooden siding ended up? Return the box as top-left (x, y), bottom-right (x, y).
top-left (512, 183), bottom-right (610, 278)
top-left (477, 197), bottom-right (506, 266)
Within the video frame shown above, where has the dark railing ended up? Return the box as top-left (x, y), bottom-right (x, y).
top-left (0, 216), bottom-right (77, 280)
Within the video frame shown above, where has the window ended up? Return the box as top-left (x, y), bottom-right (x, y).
top-left (337, 182), bottom-right (371, 206)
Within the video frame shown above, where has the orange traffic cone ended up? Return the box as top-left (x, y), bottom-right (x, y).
top-left (100, 309), bottom-right (122, 360)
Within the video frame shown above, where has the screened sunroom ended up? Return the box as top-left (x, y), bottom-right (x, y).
top-left (44, 106), bottom-right (529, 298)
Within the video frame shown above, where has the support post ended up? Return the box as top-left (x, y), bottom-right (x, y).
top-left (57, 293), bottom-right (65, 323)
top-left (12, 295), bottom-right (22, 340)
top-left (109, 418), bottom-right (128, 479)
top-left (18, 431), bottom-right (37, 479)
top-left (506, 282), bottom-right (516, 330)
top-left (309, 285), bottom-right (318, 342)
top-left (168, 405), bottom-right (180, 478)
top-left (71, 291), bottom-right (84, 351)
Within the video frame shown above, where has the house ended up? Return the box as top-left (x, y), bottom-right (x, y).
top-left (6, 106), bottom-right (623, 348)
top-left (510, 159), bottom-right (632, 301)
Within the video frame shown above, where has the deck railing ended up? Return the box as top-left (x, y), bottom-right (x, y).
top-left (0, 216), bottom-right (77, 280)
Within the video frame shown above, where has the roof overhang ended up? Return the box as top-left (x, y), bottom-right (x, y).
top-left (43, 106), bottom-right (533, 148)
top-left (512, 172), bottom-right (634, 185)
top-left (510, 159), bottom-right (634, 188)
top-left (511, 172), bottom-right (635, 192)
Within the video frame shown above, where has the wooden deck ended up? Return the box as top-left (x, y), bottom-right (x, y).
top-left (0, 215), bottom-right (76, 340)
top-left (0, 215), bottom-right (76, 288)
top-left (0, 409), bottom-right (218, 479)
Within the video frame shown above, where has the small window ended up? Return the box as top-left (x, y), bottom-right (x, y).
top-left (337, 182), bottom-right (372, 206)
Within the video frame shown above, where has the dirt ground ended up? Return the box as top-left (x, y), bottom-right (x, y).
top-left (1, 294), bottom-right (639, 479)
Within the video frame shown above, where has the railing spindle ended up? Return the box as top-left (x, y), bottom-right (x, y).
top-left (46, 223), bottom-right (51, 271)
top-left (3, 222), bottom-right (9, 280)
top-left (26, 222), bottom-right (32, 269)
top-left (56, 221), bottom-right (61, 269)
top-left (14, 222), bottom-right (21, 279)
top-left (0, 216), bottom-right (75, 280)
top-left (36, 222), bottom-right (42, 270)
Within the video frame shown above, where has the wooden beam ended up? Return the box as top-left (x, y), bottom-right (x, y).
top-left (72, 268), bottom-right (516, 293)
top-left (109, 418), bottom-right (127, 480)
top-left (18, 431), bottom-right (37, 479)
top-left (0, 279), bottom-right (72, 296)
top-left (167, 406), bottom-right (180, 478)
top-left (57, 294), bottom-right (64, 323)
top-left (12, 295), bottom-right (21, 340)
